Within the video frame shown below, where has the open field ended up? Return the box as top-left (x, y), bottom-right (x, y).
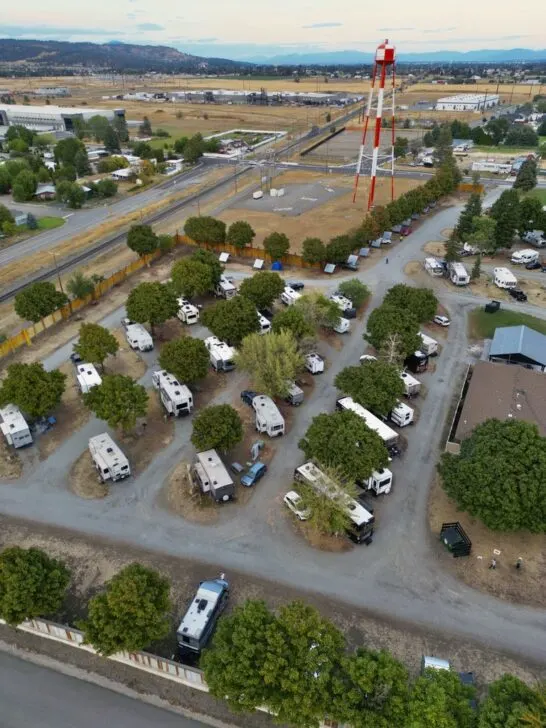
top-left (468, 307), bottom-right (546, 339)
top-left (305, 128), bottom-right (424, 163)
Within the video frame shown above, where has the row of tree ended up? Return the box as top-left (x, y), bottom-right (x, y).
top-left (424, 118), bottom-right (541, 150)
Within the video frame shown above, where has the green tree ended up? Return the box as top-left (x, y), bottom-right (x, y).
top-left (468, 216), bottom-right (496, 252)
top-left (127, 224), bottom-right (158, 258)
top-left (8, 138), bottom-right (29, 154)
top-left (191, 404), bottom-right (243, 452)
top-left (325, 234), bottom-right (353, 264)
top-left (12, 169), bottom-right (37, 202)
top-left (394, 136), bottom-right (409, 157)
top-left (14, 281), bottom-right (68, 322)
top-left (407, 669), bottom-right (477, 728)
top-left (184, 215), bottom-right (226, 245)
top-left (439, 419), bottom-right (546, 532)
top-left (356, 215), bottom-right (381, 245)
top-left (55, 164), bottom-right (77, 183)
top-left (513, 159), bottom-right (538, 192)
top-left (67, 271), bottom-right (95, 300)
top-left (56, 181), bottom-right (85, 209)
top-left (74, 149), bottom-right (91, 176)
top-left (0, 547), bottom-right (70, 626)
top-left (299, 410), bottom-right (389, 481)
top-left (95, 178), bottom-right (118, 198)
top-left (158, 233), bottom-right (174, 252)
top-left (490, 189), bottom-right (520, 250)
top-left (477, 675), bottom-right (542, 728)
top-left (239, 271), bottom-right (285, 310)
top-left (263, 231), bottom-right (290, 261)
top-left (455, 193), bottom-right (482, 241)
top-left (174, 136), bottom-right (189, 154)
top-left (171, 258), bottom-right (214, 298)
top-left (335, 360), bottom-right (405, 418)
top-left (226, 220), bottom-right (255, 249)
top-left (2, 220), bottom-right (17, 236)
top-left (445, 232), bottom-right (462, 262)
top-left (296, 292), bottom-right (340, 330)
top-left (518, 196), bottom-right (545, 235)
top-left (505, 125), bottom-right (538, 147)
top-left (112, 115), bottom-right (129, 143)
top-left (271, 306), bottom-right (316, 342)
top-left (297, 469), bottom-right (358, 538)
top-left (139, 116), bottom-right (153, 136)
top-left (80, 563), bottom-right (171, 656)
top-left (126, 282), bottom-right (178, 333)
top-left (0, 166), bottom-right (12, 194)
top-left (190, 248), bottom-right (224, 285)
top-left (383, 284), bottom-right (438, 322)
top-left (74, 323), bottom-right (119, 370)
top-left (433, 124), bottom-right (453, 166)
top-left (83, 374), bottom-right (148, 431)
top-left (302, 237), bottom-right (326, 265)
top-left (5, 124), bottom-right (34, 146)
top-left (236, 330), bottom-right (305, 398)
top-left (365, 304), bottom-right (421, 358)
top-left (158, 337), bottom-right (209, 384)
top-left (182, 134), bottom-right (205, 164)
top-left (331, 648), bottom-right (409, 728)
top-left (26, 212), bottom-right (38, 229)
top-left (103, 125), bottom-right (121, 154)
top-left (370, 206), bottom-right (392, 234)
top-left (54, 137), bottom-right (86, 166)
top-left (0, 204), bottom-right (14, 226)
top-left (202, 296), bottom-right (260, 346)
top-left (86, 115), bottom-right (110, 142)
top-left (0, 363), bottom-right (66, 419)
top-left (470, 255), bottom-right (482, 281)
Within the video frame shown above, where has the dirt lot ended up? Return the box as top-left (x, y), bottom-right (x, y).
top-left (429, 477), bottom-right (545, 610)
top-left (0, 437), bottom-right (22, 480)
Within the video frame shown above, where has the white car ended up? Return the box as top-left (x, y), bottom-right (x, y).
top-left (283, 491), bottom-right (310, 521)
top-left (433, 315), bottom-right (451, 327)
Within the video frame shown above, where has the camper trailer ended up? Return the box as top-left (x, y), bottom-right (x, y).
top-left (330, 293), bottom-right (356, 318)
top-left (358, 467), bottom-right (394, 495)
top-left (151, 370), bottom-right (193, 416)
top-left (192, 449), bottom-right (235, 503)
top-left (493, 267), bottom-right (517, 289)
top-left (205, 336), bottom-right (236, 372)
top-left (257, 312), bottom-right (272, 334)
top-left (305, 353), bottom-right (324, 374)
top-left (336, 396), bottom-right (400, 455)
top-left (214, 275), bottom-right (237, 299)
top-left (522, 230), bottom-right (546, 248)
top-left (0, 404), bottom-right (33, 449)
top-left (176, 575), bottom-right (229, 656)
top-left (285, 381), bottom-right (304, 406)
top-left (424, 257), bottom-right (445, 277)
top-left (419, 332), bottom-right (439, 357)
top-left (122, 319), bottom-right (153, 352)
top-left (177, 297), bottom-right (199, 325)
top-left (400, 371), bottom-right (421, 397)
top-left (76, 363), bottom-right (102, 394)
top-left (88, 433), bottom-right (131, 482)
top-left (280, 286), bottom-right (302, 306)
top-left (448, 262), bottom-right (470, 286)
top-left (334, 317), bottom-right (351, 334)
top-left (510, 249), bottom-right (539, 265)
top-left (390, 401), bottom-right (414, 427)
top-left (252, 395), bottom-right (285, 437)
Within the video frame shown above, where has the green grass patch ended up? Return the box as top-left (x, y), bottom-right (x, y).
top-left (148, 136), bottom-right (174, 150)
top-left (469, 307), bottom-right (546, 340)
top-left (525, 188), bottom-right (546, 205)
top-left (37, 216), bottom-right (65, 230)
top-left (473, 145), bottom-right (538, 154)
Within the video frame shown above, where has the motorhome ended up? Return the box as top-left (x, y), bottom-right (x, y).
top-left (424, 257), bottom-right (444, 277)
top-left (88, 433), bottom-right (131, 482)
top-left (0, 404), bottom-right (33, 448)
top-left (76, 363), bottom-right (102, 394)
top-left (176, 575), bottom-right (229, 656)
top-left (285, 381), bottom-right (304, 406)
top-left (151, 369), bottom-right (193, 416)
top-left (205, 336), bottom-right (236, 372)
top-left (257, 312), bottom-right (271, 334)
top-left (510, 249), bottom-right (539, 265)
top-left (336, 396), bottom-right (400, 455)
top-left (252, 395), bottom-right (285, 437)
top-left (358, 467), bottom-right (394, 495)
top-left (214, 275), bottom-right (237, 299)
top-left (390, 401), bottom-right (414, 427)
top-left (522, 230), bottom-right (546, 248)
top-left (305, 353), bottom-right (324, 374)
top-left (122, 319), bottom-right (153, 352)
top-left (400, 371), bottom-right (421, 397)
top-left (192, 449), bottom-right (235, 503)
top-left (334, 317), bottom-right (351, 334)
top-left (448, 262), bottom-right (470, 286)
top-left (493, 267), bottom-right (518, 289)
top-left (294, 461), bottom-right (375, 544)
top-left (419, 332), bottom-right (439, 357)
top-left (280, 286), bottom-right (302, 306)
top-left (177, 297), bottom-right (199, 325)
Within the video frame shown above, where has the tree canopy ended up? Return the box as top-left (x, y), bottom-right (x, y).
top-left (226, 220), bottom-right (255, 249)
top-left (299, 409), bottom-right (389, 481)
top-left (513, 159), bottom-right (538, 192)
top-left (439, 419), bottom-right (546, 532)
top-left (171, 258), bottom-right (215, 298)
top-left (239, 271), bottom-right (285, 310)
top-left (335, 360), bottom-right (405, 417)
top-left (0, 547), bottom-right (70, 626)
top-left (477, 675), bottom-right (543, 728)
top-left (383, 284), bottom-right (438, 323)
top-left (158, 337), bottom-right (209, 384)
top-left (14, 281), bottom-right (68, 322)
top-left (0, 362), bottom-right (66, 419)
top-left (236, 330), bottom-right (305, 398)
top-left (127, 224), bottom-right (158, 258)
top-left (80, 563), bottom-right (171, 656)
top-left (455, 193), bottom-right (482, 242)
top-left (184, 216), bottom-right (226, 245)
top-left (297, 466), bottom-right (358, 537)
top-left (295, 292), bottom-right (340, 330)
top-left (126, 282), bottom-right (178, 332)
top-left (490, 189), bottom-right (520, 250)
top-left (365, 304), bottom-right (422, 358)
top-left (83, 374), bottom-right (148, 431)
top-left (468, 216), bottom-right (497, 253)
top-left (190, 248), bottom-right (224, 285)
top-left (202, 296), bottom-right (260, 346)
top-left (74, 323), bottom-right (119, 370)
top-left (325, 235), bottom-right (353, 264)
top-left (518, 196), bottom-right (545, 235)
top-left (302, 237), bottom-right (326, 265)
top-left (338, 279), bottom-right (370, 309)
top-left (67, 271), bottom-right (95, 300)
top-left (191, 404), bottom-right (243, 452)
top-left (407, 668), bottom-right (477, 728)
top-left (271, 305), bottom-right (316, 342)
top-left (263, 231), bottom-right (290, 261)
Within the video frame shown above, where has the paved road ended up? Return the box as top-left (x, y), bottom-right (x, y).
top-left (2, 184), bottom-right (546, 667)
top-left (0, 652), bottom-right (208, 728)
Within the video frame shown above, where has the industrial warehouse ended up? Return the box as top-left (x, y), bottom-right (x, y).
top-left (435, 93), bottom-right (500, 111)
top-left (0, 103), bottom-right (125, 133)
top-left (112, 88), bottom-right (364, 107)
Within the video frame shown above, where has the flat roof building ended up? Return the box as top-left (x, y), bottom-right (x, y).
top-left (435, 94), bottom-right (499, 112)
top-left (489, 325), bottom-right (546, 372)
top-left (0, 104), bottom-right (125, 133)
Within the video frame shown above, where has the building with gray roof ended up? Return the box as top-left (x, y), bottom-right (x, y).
top-left (488, 325), bottom-right (546, 372)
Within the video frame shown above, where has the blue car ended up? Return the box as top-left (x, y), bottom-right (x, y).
top-left (240, 462), bottom-right (267, 487)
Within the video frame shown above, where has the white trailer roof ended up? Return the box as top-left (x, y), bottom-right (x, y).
top-left (88, 433), bottom-right (129, 471)
top-left (419, 332), bottom-right (437, 346)
top-left (494, 267), bottom-right (517, 281)
top-left (0, 404), bottom-right (29, 436)
top-left (76, 363), bottom-right (102, 389)
top-left (252, 395), bottom-right (284, 427)
top-left (196, 450), bottom-right (233, 489)
top-left (337, 396), bottom-right (398, 444)
top-left (152, 370), bottom-right (192, 404)
top-left (205, 336), bottom-right (236, 361)
top-left (176, 580), bottom-right (226, 641)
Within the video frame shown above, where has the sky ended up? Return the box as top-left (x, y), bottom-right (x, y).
top-left (1, 0), bottom-right (544, 60)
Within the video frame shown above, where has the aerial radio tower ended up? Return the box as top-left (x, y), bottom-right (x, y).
top-left (353, 39), bottom-right (396, 210)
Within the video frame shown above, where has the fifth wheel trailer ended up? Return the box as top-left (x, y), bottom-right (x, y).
top-left (336, 396), bottom-right (400, 456)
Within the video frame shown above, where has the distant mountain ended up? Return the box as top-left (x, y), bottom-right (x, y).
top-left (0, 39), bottom-right (249, 74)
top-left (246, 48), bottom-right (546, 65)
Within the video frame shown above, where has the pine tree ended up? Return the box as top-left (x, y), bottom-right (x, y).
top-left (445, 232), bottom-right (462, 262)
top-left (471, 255), bottom-right (481, 281)
top-left (454, 193), bottom-right (482, 241)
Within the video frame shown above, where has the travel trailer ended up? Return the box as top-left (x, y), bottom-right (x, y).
top-left (510, 249), bottom-right (539, 265)
top-left (205, 336), bottom-right (236, 372)
top-left (214, 275), bottom-right (237, 299)
top-left (252, 395), bottom-right (285, 437)
top-left (390, 401), bottom-right (414, 427)
top-left (122, 319), bottom-right (153, 352)
top-left (424, 257), bottom-right (444, 277)
top-left (448, 262), bottom-right (470, 286)
top-left (192, 449), bottom-right (235, 503)
top-left (176, 575), bottom-right (229, 656)
top-left (88, 433), bottom-right (131, 482)
top-left (151, 369), bottom-right (193, 416)
top-left (177, 297), bottom-right (199, 325)
top-left (75, 363), bottom-right (102, 394)
top-left (280, 286), bottom-right (302, 306)
top-left (493, 267), bottom-right (518, 289)
top-left (336, 396), bottom-right (400, 455)
top-left (0, 404), bottom-right (33, 449)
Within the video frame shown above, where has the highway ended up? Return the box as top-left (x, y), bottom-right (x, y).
top-left (0, 652), bottom-right (209, 728)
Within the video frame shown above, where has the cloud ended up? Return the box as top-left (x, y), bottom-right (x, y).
top-left (377, 27), bottom-right (415, 32)
top-left (127, 13), bottom-right (136, 20)
top-left (422, 26), bottom-right (457, 33)
top-left (302, 22), bottom-right (342, 29)
top-left (0, 24), bottom-right (125, 38)
top-left (136, 22), bottom-right (164, 31)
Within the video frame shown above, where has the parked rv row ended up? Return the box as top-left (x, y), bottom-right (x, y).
top-left (425, 255), bottom-right (535, 299)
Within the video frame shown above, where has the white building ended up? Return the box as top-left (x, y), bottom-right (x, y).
top-left (435, 94), bottom-right (499, 112)
top-left (0, 104), bottom-right (125, 133)
top-left (0, 404), bottom-right (33, 449)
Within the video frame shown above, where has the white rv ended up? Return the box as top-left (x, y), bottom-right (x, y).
top-left (192, 449), bottom-right (235, 503)
top-left (280, 286), bottom-right (302, 306)
top-left (205, 336), bottom-right (236, 372)
top-left (0, 404), bottom-right (33, 449)
top-left (305, 353), bottom-right (324, 374)
top-left (390, 401), bottom-right (414, 427)
top-left (285, 381), bottom-right (304, 406)
top-left (88, 433), bottom-right (131, 482)
top-left (424, 257), bottom-right (444, 277)
top-left (333, 317), bottom-right (351, 334)
top-left (252, 395), bottom-right (285, 437)
top-left (400, 371), bottom-right (421, 397)
top-left (360, 467), bottom-right (394, 495)
top-left (76, 363), bottom-right (102, 394)
top-left (214, 275), bottom-right (237, 299)
top-left (493, 267), bottom-right (517, 289)
top-left (330, 293), bottom-right (355, 314)
top-left (510, 249), bottom-right (539, 265)
top-left (336, 396), bottom-right (399, 455)
top-left (122, 319), bottom-right (153, 352)
top-left (522, 230), bottom-right (546, 248)
top-left (257, 312), bottom-right (271, 334)
top-left (448, 262), bottom-right (470, 286)
top-left (151, 369), bottom-right (193, 416)
top-left (177, 297), bottom-right (199, 325)
top-left (419, 332), bottom-right (439, 357)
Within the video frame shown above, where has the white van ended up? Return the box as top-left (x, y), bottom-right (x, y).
top-left (510, 249), bottom-right (539, 265)
top-left (493, 267), bottom-right (517, 289)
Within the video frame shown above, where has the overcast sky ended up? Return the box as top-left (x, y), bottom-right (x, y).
top-left (1, 0), bottom-right (544, 59)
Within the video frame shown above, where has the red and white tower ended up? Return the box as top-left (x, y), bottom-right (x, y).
top-left (353, 39), bottom-right (396, 210)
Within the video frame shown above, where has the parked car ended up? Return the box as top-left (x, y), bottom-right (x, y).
top-left (241, 462), bottom-right (267, 487)
top-left (287, 280), bottom-right (305, 291)
top-left (69, 349), bottom-right (82, 364)
top-left (240, 390), bottom-right (259, 406)
top-left (433, 315), bottom-right (451, 327)
top-left (283, 490), bottom-right (310, 520)
top-left (508, 288), bottom-right (528, 302)
top-left (525, 260), bottom-right (542, 270)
